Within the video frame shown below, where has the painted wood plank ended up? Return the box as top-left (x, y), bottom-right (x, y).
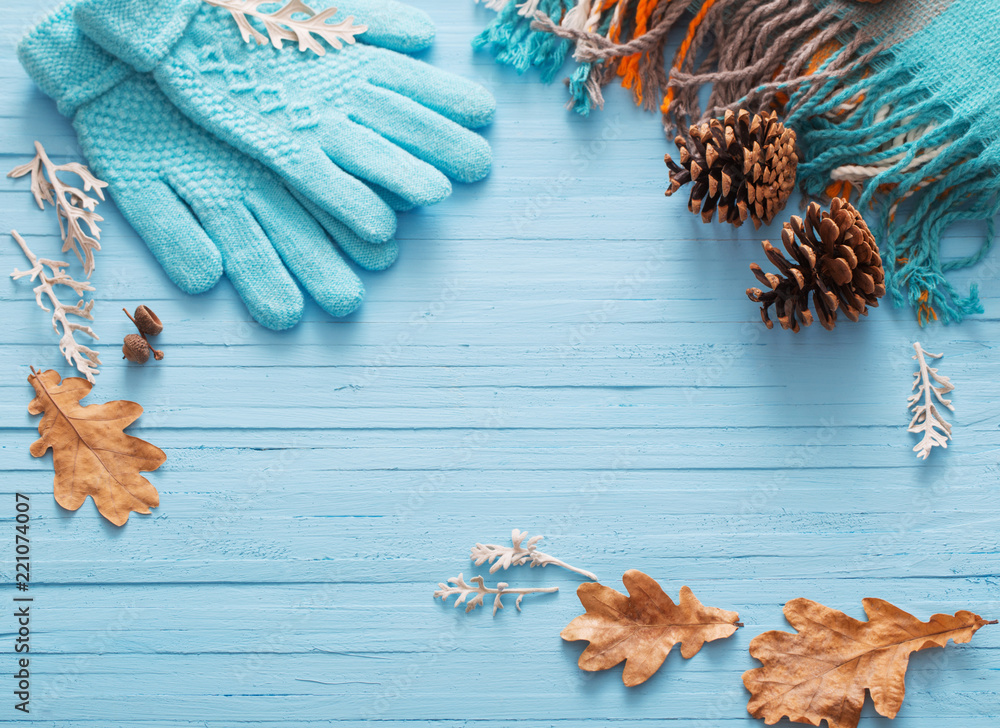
top-left (0, 0), bottom-right (998, 725)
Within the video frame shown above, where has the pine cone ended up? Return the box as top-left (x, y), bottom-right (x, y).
top-left (747, 198), bottom-right (886, 332)
top-left (665, 109), bottom-right (798, 229)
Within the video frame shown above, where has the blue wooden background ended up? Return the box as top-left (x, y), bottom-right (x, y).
top-left (2, 1), bottom-right (998, 725)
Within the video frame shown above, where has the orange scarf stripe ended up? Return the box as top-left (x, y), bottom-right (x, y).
top-left (661, 0), bottom-right (717, 112)
top-left (617, 0), bottom-right (660, 102)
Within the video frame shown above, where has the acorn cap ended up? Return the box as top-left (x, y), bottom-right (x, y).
top-left (128, 305), bottom-right (163, 336)
top-left (122, 333), bottom-right (150, 364)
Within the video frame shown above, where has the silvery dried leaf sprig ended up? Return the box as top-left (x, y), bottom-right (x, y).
top-left (434, 573), bottom-right (558, 616)
top-left (11, 231), bottom-right (100, 382)
top-left (908, 342), bottom-right (954, 460)
top-left (7, 142), bottom-right (107, 277)
top-left (471, 529), bottom-right (598, 581)
top-left (204, 0), bottom-right (367, 56)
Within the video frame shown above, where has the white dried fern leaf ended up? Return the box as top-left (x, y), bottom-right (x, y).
top-left (10, 231), bottom-right (100, 382)
top-left (434, 573), bottom-right (557, 616)
top-left (7, 142), bottom-right (106, 278)
top-left (204, 0), bottom-right (367, 56)
top-left (471, 529), bottom-right (598, 581)
top-left (907, 342), bottom-right (954, 460)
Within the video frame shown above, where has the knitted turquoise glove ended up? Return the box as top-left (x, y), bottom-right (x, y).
top-left (75, 0), bottom-right (495, 244)
top-left (19, 2), bottom-right (397, 330)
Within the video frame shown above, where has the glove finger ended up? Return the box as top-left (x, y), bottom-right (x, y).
top-left (111, 180), bottom-right (222, 294)
top-left (321, 0), bottom-right (435, 54)
top-left (198, 204), bottom-right (305, 330)
top-left (246, 186), bottom-right (366, 317)
top-left (250, 143), bottom-right (398, 245)
top-left (368, 183), bottom-right (417, 213)
top-left (336, 233), bottom-right (400, 273)
top-left (368, 52), bottom-right (496, 129)
top-left (293, 190), bottom-right (400, 272)
top-left (320, 115), bottom-right (451, 207)
top-left (349, 86), bottom-right (492, 183)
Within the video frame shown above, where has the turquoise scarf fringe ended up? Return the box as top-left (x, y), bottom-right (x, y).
top-left (472, 0), bottom-right (575, 82)
top-left (785, 0), bottom-right (999, 324)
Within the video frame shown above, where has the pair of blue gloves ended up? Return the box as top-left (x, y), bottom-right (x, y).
top-left (19, 0), bottom-right (494, 329)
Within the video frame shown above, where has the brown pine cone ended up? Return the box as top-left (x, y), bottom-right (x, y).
top-left (665, 109), bottom-right (798, 229)
top-left (746, 198), bottom-right (886, 332)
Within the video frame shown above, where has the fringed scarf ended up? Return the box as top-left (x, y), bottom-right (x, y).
top-left (474, 0), bottom-right (1000, 325)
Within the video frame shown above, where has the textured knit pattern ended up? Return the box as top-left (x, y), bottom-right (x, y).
top-left (18, 2), bottom-right (399, 330)
top-left (75, 0), bottom-right (201, 72)
top-left (75, 0), bottom-right (496, 246)
top-left (830, 0), bottom-right (955, 45)
top-left (15, 1), bottom-right (132, 118)
top-left (790, 0), bottom-right (999, 324)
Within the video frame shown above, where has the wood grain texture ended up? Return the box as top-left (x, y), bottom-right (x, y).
top-left (1, 1), bottom-right (998, 725)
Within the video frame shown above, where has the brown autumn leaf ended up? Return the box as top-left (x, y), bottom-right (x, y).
top-left (28, 368), bottom-right (166, 526)
top-left (561, 569), bottom-right (741, 686)
top-left (744, 597), bottom-right (996, 728)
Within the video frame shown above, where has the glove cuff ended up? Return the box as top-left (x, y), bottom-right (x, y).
top-left (18, 1), bottom-right (131, 118)
top-left (74, 0), bottom-right (202, 73)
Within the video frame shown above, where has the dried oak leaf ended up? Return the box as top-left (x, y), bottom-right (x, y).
top-left (561, 569), bottom-right (741, 686)
top-left (28, 368), bottom-right (165, 526)
top-left (744, 598), bottom-right (995, 728)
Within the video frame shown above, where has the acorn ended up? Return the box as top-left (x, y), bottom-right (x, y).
top-left (122, 306), bottom-right (165, 363)
top-left (122, 334), bottom-right (150, 364)
top-left (124, 305), bottom-right (163, 336)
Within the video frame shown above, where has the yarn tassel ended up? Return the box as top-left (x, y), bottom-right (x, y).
top-left (564, 11), bottom-right (615, 114)
top-left (476, 0), bottom-right (688, 109)
top-left (473, 0), bottom-right (577, 81)
top-left (662, 0), bottom-right (877, 142)
top-left (567, 61), bottom-right (601, 114)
